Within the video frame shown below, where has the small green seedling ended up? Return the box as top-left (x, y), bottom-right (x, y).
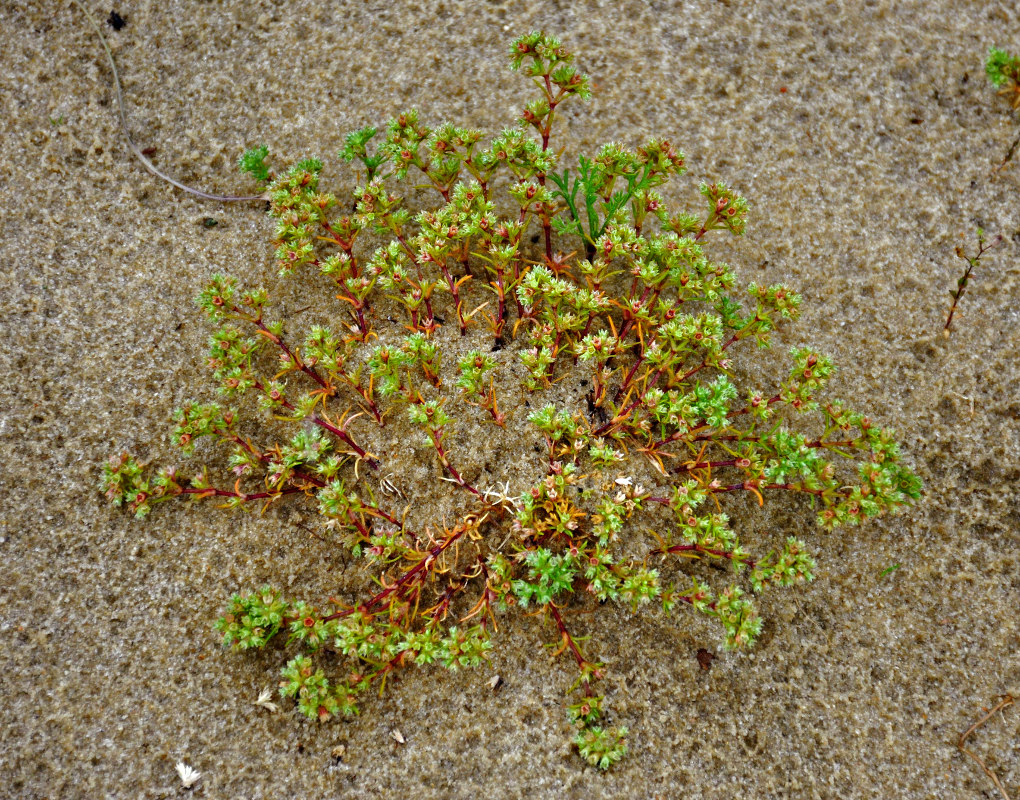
top-left (945, 229), bottom-right (1002, 336)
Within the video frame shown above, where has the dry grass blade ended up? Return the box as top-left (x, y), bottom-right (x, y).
top-left (957, 694), bottom-right (1015, 800)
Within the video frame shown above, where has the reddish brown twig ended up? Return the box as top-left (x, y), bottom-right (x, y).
top-left (957, 694), bottom-right (1015, 800)
top-left (944, 233), bottom-right (1002, 336)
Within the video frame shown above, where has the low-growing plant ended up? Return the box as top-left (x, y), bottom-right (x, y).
top-left (987, 46), bottom-right (1020, 112)
top-left (987, 46), bottom-right (1020, 170)
top-left (102, 32), bottom-right (921, 769)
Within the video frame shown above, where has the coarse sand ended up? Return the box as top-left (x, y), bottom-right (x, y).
top-left (1, 1), bottom-right (1018, 798)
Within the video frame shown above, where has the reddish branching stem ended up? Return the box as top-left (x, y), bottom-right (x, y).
top-left (547, 603), bottom-right (595, 697)
top-left (321, 518), bottom-right (475, 623)
top-left (945, 233), bottom-right (1002, 335)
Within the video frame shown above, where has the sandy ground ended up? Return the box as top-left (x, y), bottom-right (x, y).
top-left (2, 1), bottom-right (1018, 797)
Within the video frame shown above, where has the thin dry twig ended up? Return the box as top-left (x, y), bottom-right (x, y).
top-left (991, 131), bottom-right (1020, 176)
top-left (71, 0), bottom-right (265, 203)
top-left (957, 694), bottom-right (1016, 800)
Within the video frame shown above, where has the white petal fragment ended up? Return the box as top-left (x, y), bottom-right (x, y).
top-left (175, 761), bottom-right (201, 789)
top-left (255, 687), bottom-right (279, 713)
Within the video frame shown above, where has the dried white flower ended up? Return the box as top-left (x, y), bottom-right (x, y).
top-left (175, 761), bottom-right (201, 789)
top-left (390, 728), bottom-right (405, 744)
top-left (614, 476), bottom-right (634, 487)
top-left (255, 687), bottom-right (279, 713)
top-left (379, 472), bottom-right (405, 499)
top-left (481, 481), bottom-right (518, 511)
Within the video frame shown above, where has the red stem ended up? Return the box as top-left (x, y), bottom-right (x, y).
top-left (312, 415), bottom-right (378, 470)
top-left (547, 603), bottom-right (594, 696)
top-left (321, 521), bottom-right (471, 623)
top-left (180, 485), bottom-right (307, 502)
top-left (238, 308), bottom-right (329, 390)
top-left (654, 542), bottom-right (757, 569)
